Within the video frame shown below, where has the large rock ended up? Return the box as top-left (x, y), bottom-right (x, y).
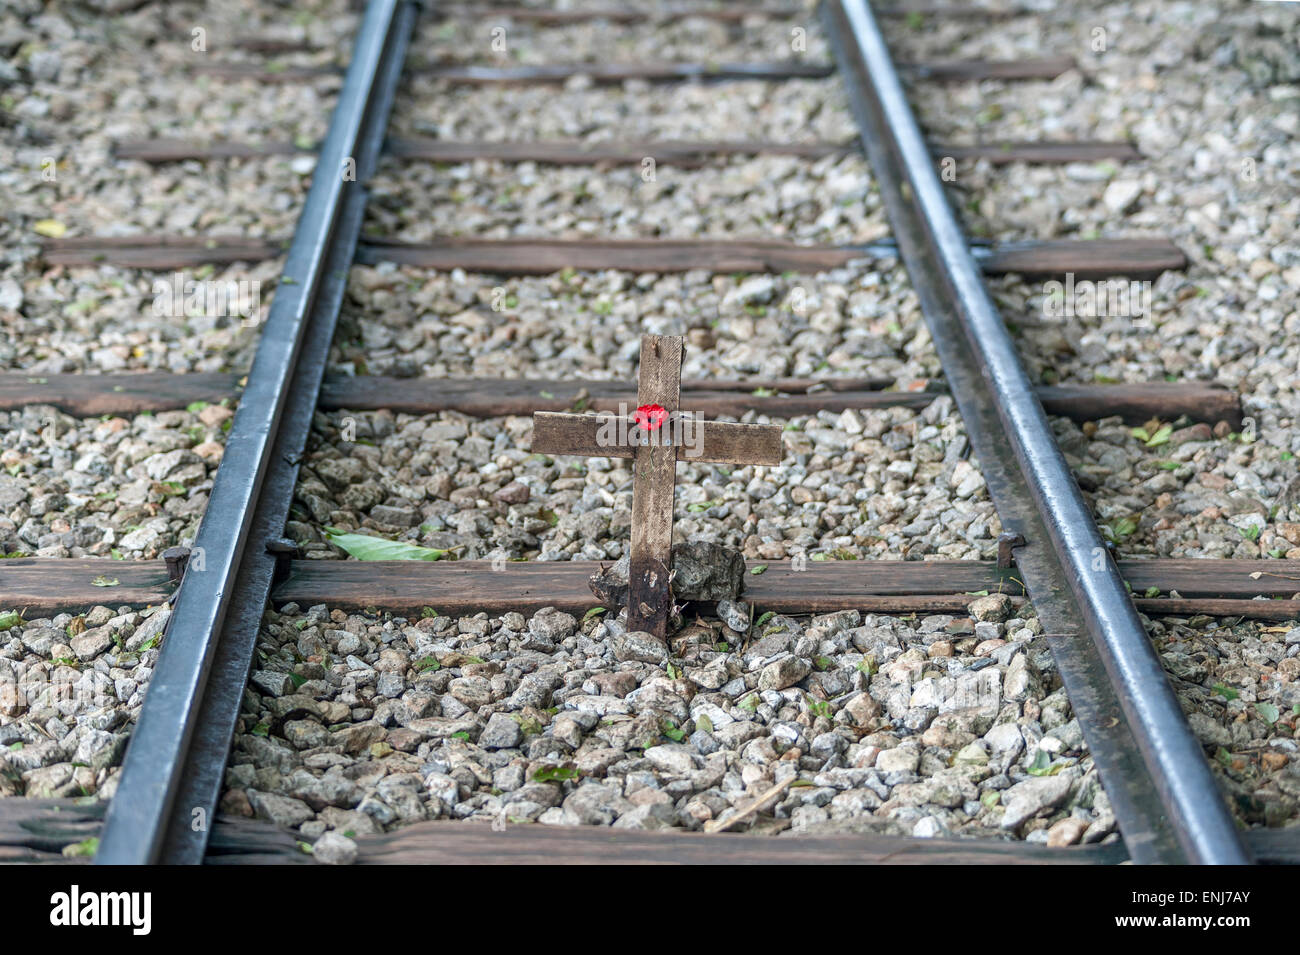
top-left (589, 542), bottom-right (746, 608)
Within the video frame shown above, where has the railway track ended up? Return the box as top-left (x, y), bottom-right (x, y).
top-left (2, 0), bottom-right (1297, 866)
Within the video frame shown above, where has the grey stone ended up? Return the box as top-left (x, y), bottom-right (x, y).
top-left (562, 782), bottom-right (630, 824)
top-left (716, 598), bottom-right (750, 631)
top-left (480, 712), bottom-right (523, 749)
top-left (312, 831), bottom-right (358, 865)
top-left (248, 790), bottom-right (315, 828)
top-left (999, 775), bottom-right (1073, 830)
top-left (644, 744), bottom-right (699, 776)
top-left (612, 630), bottom-right (668, 664)
top-left (251, 669), bottom-right (294, 697)
top-left (757, 656), bottom-right (810, 691)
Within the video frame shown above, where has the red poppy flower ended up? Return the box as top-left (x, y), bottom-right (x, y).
top-left (633, 403), bottom-right (669, 431)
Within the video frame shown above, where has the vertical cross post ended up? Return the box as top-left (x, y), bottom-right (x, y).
top-left (626, 334), bottom-right (683, 639)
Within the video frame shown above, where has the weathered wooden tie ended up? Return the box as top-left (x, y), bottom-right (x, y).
top-left (40, 234), bottom-right (1183, 280)
top-left (188, 56), bottom-right (1075, 85)
top-left (114, 136), bottom-right (1141, 166)
top-left (8, 796), bottom-right (1299, 864)
top-left (7, 558), bottom-right (1300, 617)
top-left (0, 373), bottom-right (1241, 429)
top-left (355, 236), bottom-right (1185, 279)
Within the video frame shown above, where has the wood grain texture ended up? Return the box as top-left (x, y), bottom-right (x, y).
top-left (0, 558), bottom-right (175, 612)
top-left (356, 237), bottom-right (862, 273)
top-left (0, 373), bottom-right (1238, 427)
top-left (626, 335), bottom-right (684, 639)
top-left (6, 558), bottom-right (1300, 616)
top-left (358, 236), bottom-right (1185, 279)
top-left (323, 377), bottom-right (1239, 427)
top-left (40, 234), bottom-right (284, 269)
top-left (39, 235), bottom-right (1184, 280)
top-left (977, 238), bottom-right (1186, 280)
top-left (531, 412), bottom-right (784, 465)
top-left (426, 4), bottom-right (1038, 24)
top-left (6, 797), bottom-right (1299, 865)
top-left (907, 56), bottom-right (1075, 81)
top-left (190, 57), bottom-right (1073, 86)
top-left (0, 372), bottom-right (241, 415)
top-left (114, 139), bottom-right (310, 161)
top-left (113, 137), bottom-right (1139, 167)
top-left (428, 5), bottom-right (810, 24)
top-left (937, 141), bottom-right (1141, 164)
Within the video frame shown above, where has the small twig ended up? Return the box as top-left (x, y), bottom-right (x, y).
top-left (703, 776), bottom-right (794, 834)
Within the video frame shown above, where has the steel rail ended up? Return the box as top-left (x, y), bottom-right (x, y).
top-left (95, 0), bottom-right (418, 865)
top-left (822, 0), bottom-right (1249, 864)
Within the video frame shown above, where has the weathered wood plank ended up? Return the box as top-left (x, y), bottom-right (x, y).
top-left (230, 816), bottom-right (1126, 865)
top-left (385, 137), bottom-right (849, 164)
top-left (907, 56), bottom-right (1075, 81)
top-left (191, 61), bottom-right (836, 83)
top-left (6, 558), bottom-right (1300, 618)
top-left (40, 234), bottom-right (285, 269)
top-left (0, 372), bottom-right (241, 415)
top-left (321, 377), bottom-right (1239, 427)
top-left (1133, 598), bottom-right (1300, 621)
top-left (531, 412), bottom-right (785, 465)
top-left (427, 5), bottom-right (810, 24)
top-left (190, 57), bottom-right (1074, 86)
top-left (356, 236), bottom-right (1185, 279)
top-left (426, 4), bottom-right (1038, 24)
top-left (113, 139), bottom-right (309, 161)
top-left (625, 335), bottom-right (684, 639)
top-left (40, 235), bottom-right (1184, 280)
top-left (1035, 382), bottom-right (1241, 429)
top-left (113, 137), bottom-right (1139, 167)
top-left (5, 798), bottom-right (1299, 865)
top-left (356, 237), bottom-right (863, 273)
top-left (0, 372), bottom-right (1239, 428)
top-left (0, 558), bottom-right (174, 614)
top-left (976, 238), bottom-right (1186, 280)
top-left (937, 141), bottom-right (1141, 164)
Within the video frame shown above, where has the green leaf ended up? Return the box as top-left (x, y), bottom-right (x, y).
top-left (755, 611), bottom-right (775, 628)
top-left (62, 837), bottom-right (99, 858)
top-left (251, 723), bottom-right (270, 737)
top-left (325, 528), bottom-right (449, 561)
top-left (696, 713), bottom-right (713, 734)
top-left (582, 606), bottom-right (607, 624)
top-left (1145, 424), bottom-right (1173, 447)
top-left (1211, 683), bottom-right (1239, 701)
top-left (416, 656), bottom-right (440, 672)
top-left (1025, 749), bottom-right (1055, 776)
top-left (661, 719), bottom-right (686, 742)
top-left (1256, 702), bottom-right (1280, 725)
top-left (0, 611), bottom-right (23, 629)
top-left (532, 765), bottom-right (579, 782)
top-left (451, 731), bottom-right (471, 742)
top-left (750, 564), bottom-right (768, 575)
top-left (90, 575), bottom-right (119, 587)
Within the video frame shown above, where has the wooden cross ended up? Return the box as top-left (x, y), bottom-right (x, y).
top-left (530, 334), bottom-right (783, 640)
